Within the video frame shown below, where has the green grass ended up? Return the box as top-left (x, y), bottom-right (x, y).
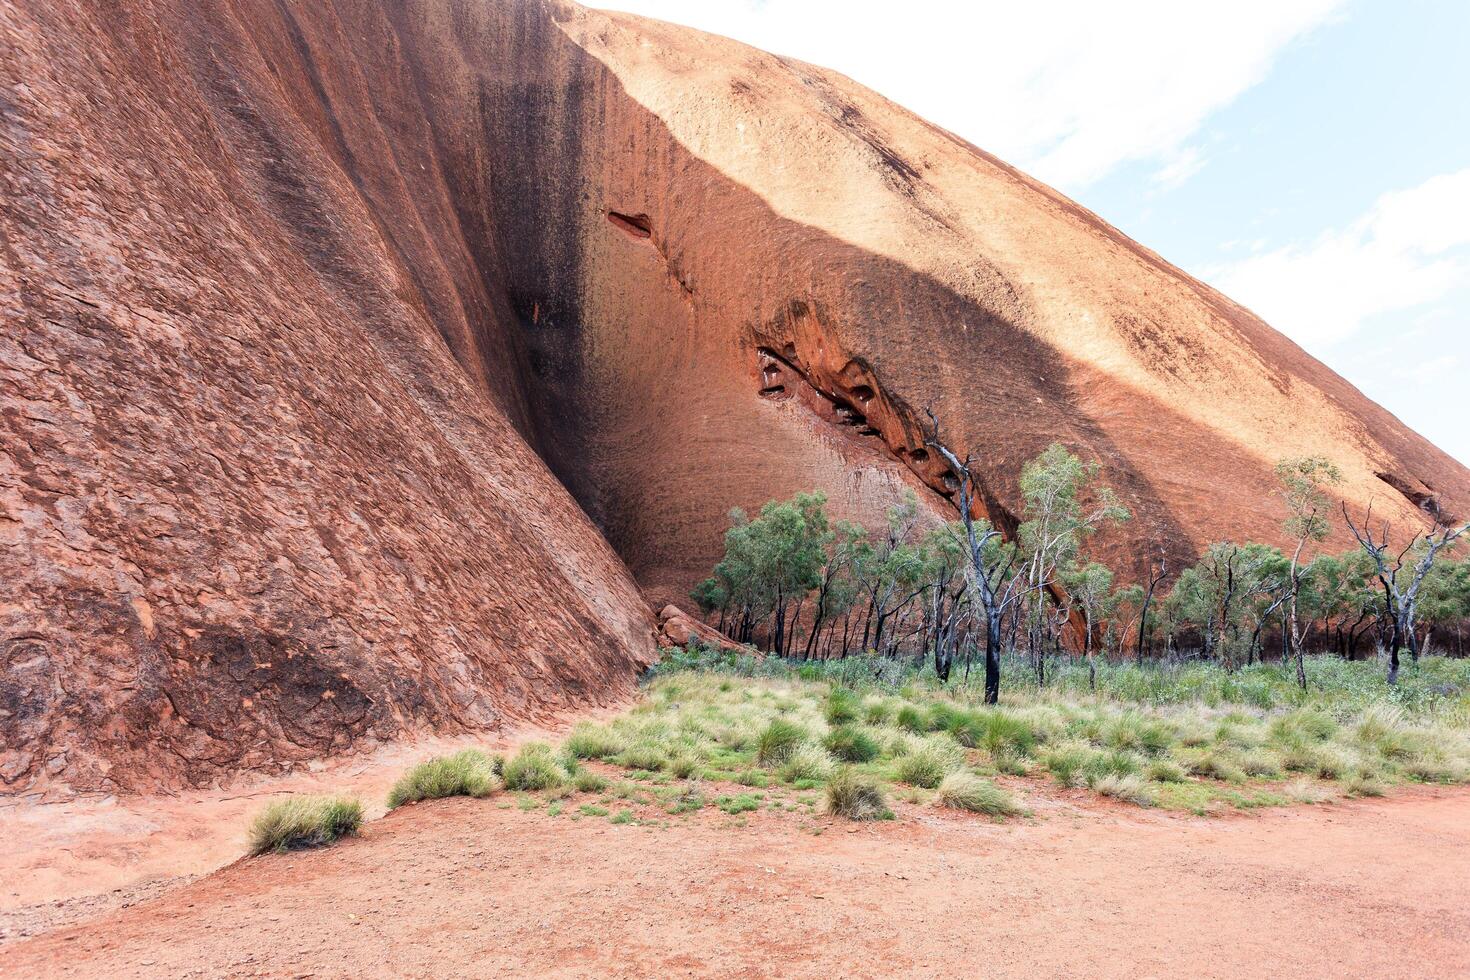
top-left (308, 648), bottom-right (1466, 847)
top-left (824, 768), bottom-right (893, 821)
top-left (387, 750), bottom-right (500, 809)
top-left (502, 743), bottom-right (570, 792)
top-left (824, 725), bottom-right (880, 762)
top-left (755, 719), bottom-right (809, 767)
top-left (247, 796), bottom-right (363, 855)
top-left (935, 772), bottom-right (1023, 817)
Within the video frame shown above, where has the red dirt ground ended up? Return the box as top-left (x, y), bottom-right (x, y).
top-left (7, 783), bottom-right (1468, 978)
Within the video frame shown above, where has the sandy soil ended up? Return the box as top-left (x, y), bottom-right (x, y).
top-left (6, 780), bottom-right (1467, 978)
top-left (0, 711), bottom-right (624, 944)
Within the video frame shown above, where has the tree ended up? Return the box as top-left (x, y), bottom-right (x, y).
top-left (693, 492), bottom-right (831, 653)
top-left (1017, 444), bottom-right (1130, 684)
top-left (851, 495), bottom-right (926, 657)
top-left (1134, 553), bottom-right (1168, 660)
top-left (1061, 562), bottom-right (1116, 689)
top-left (925, 410), bottom-right (1024, 704)
top-left (1275, 456), bottom-right (1343, 689)
top-left (1344, 503), bottom-right (1470, 683)
top-left (803, 520), bottom-right (865, 659)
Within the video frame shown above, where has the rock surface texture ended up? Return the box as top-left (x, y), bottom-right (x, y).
top-left (3, 0), bottom-right (1466, 794)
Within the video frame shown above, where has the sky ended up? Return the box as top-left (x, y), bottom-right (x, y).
top-left (604, 0), bottom-right (1469, 466)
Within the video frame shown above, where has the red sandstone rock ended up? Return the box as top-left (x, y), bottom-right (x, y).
top-left (2, 0), bottom-right (1466, 795)
top-left (657, 605), bottom-right (754, 657)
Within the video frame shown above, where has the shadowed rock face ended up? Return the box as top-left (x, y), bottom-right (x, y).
top-left (2, 0), bottom-right (1466, 794)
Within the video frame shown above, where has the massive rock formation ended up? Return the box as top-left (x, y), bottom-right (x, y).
top-left (3, 0), bottom-right (1466, 794)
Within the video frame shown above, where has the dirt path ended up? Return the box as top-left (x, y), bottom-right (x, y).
top-left (7, 784), bottom-right (1468, 978)
top-left (0, 713), bottom-right (624, 944)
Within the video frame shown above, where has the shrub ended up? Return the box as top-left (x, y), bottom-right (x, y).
top-left (824, 726), bottom-right (880, 763)
top-left (973, 710), bottom-right (1040, 756)
top-left (779, 744), bottom-right (835, 783)
top-left (927, 702), bottom-right (967, 734)
top-left (615, 742), bottom-right (669, 772)
top-left (1146, 758), bottom-right (1188, 783)
top-left (825, 687), bottom-right (861, 725)
top-left (895, 704), bottom-right (927, 733)
top-left (1183, 749), bottom-right (1246, 783)
top-left (1344, 773), bottom-right (1388, 798)
top-left (895, 739), bottom-right (963, 789)
top-left (502, 743), bottom-right (568, 791)
top-left (573, 769), bottom-right (610, 793)
top-left (756, 719), bottom-right (808, 767)
top-left (668, 781), bottom-right (705, 814)
top-left (1081, 749), bottom-right (1142, 784)
top-left (247, 796), bottom-right (363, 855)
top-left (387, 750), bottom-right (499, 808)
top-left (716, 793), bottom-right (763, 815)
top-left (1091, 774), bottom-right (1157, 807)
top-left (935, 772), bottom-right (1022, 817)
top-left (1238, 749), bottom-right (1283, 779)
top-left (1043, 744), bottom-right (1094, 788)
top-left (824, 769), bottom-right (892, 820)
top-left (1280, 743), bottom-right (1349, 780)
top-left (565, 723), bottom-right (626, 760)
top-left (669, 753), bottom-right (701, 779)
top-left (1107, 714), bottom-right (1173, 756)
top-left (863, 697), bottom-right (895, 725)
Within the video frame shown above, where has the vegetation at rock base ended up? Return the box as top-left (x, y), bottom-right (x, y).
top-left (247, 796), bottom-right (364, 855)
top-left (387, 750), bottom-right (501, 809)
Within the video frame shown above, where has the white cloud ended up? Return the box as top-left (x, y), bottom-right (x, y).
top-left (601, 0), bottom-right (1344, 191)
top-left (1152, 146), bottom-right (1207, 191)
top-left (1205, 168), bottom-right (1470, 350)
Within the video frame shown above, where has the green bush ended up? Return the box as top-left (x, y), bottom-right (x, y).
top-left (573, 769), bottom-right (610, 793)
top-left (1091, 773), bottom-right (1157, 807)
top-left (502, 743), bottom-right (568, 791)
top-left (387, 749), bottom-right (499, 808)
top-left (565, 723), bottom-right (627, 760)
top-left (779, 745), bottom-right (834, 782)
top-left (824, 726), bottom-right (880, 763)
top-left (935, 772), bottom-right (1022, 817)
top-left (825, 687), bottom-right (861, 725)
top-left (615, 742), bottom-right (670, 772)
top-left (824, 768), bottom-right (892, 820)
top-left (895, 739), bottom-right (963, 789)
top-left (247, 795), bottom-right (363, 855)
top-left (896, 704), bottom-right (927, 733)
top-left (1146, 758), bottom-right (1188, 783)
top-left (756, 719), bottom-right (808, 767)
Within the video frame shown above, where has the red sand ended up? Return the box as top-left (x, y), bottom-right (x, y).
top-left (7, 783), bottom-right (1468, 977)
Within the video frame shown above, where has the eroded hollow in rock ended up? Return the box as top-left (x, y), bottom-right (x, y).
top-left (607, 210), bottom-right (652, 239)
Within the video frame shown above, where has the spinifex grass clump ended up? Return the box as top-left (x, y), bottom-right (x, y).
top-left (502, 743), bottom-right (571, 791)
top-left (824, 768), bottom-right (892, 821)
top-left (247, 796), bottom-right (363, 855)
top-left (935, 772), bottom-right (1023, 817)
top-left (755, 719), bottom-right (809, 767)
top-left (895, 738), bottom-right (964, 789)
top-left (824, 725), bottom-right (880, 763)
top-left (387, 749), bottom-right (500, 809)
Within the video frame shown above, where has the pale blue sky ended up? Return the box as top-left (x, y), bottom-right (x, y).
top-left (607, 1), bottom-right (1469, 465)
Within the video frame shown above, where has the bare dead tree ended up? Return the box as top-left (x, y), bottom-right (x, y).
top-left (924, 408), bottom-right (1023, 704)
top-left (1342, 501), bottom-right (1469, 684)
top-left (1135, 553), bottom-right (1168, 660)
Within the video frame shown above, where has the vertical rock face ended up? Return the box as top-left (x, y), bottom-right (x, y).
top-left (0, 0), bottom-right (662, 795)
top-left (2, 0), bottom-right (1466, 794)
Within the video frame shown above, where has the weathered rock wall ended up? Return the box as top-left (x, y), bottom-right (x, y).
top-left (3, 0), bottom-right (1466, 794)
